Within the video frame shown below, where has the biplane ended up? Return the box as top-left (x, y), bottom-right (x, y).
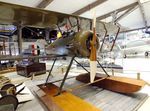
top-left (0, 2), bottom-right (147, 109)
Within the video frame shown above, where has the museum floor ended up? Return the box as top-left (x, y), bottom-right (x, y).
top-left (2, 57), bottom-right (150, 111)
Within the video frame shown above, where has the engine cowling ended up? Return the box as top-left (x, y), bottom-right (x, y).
top-left (73, 30), bottom-right (100, 57)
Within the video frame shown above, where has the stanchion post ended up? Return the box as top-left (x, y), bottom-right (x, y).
top-left (137, 72), bottom-right (140, 80)
top-left (112, 69), bottom-right (114, 76)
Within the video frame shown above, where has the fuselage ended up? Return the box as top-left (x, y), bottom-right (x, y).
top-left (45, 30), bottom-right (99, 57)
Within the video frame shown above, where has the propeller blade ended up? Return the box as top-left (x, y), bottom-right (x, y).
top-left (90, 61), bottom-right (97, 83)
top-left (90, 11), bottom-right (97, 83)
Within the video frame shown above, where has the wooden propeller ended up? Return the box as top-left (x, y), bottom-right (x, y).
top-left (89, 12), bottom-right (97, 83)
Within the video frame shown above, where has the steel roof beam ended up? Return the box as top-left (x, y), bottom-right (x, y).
top-left (72, 0), bottom-right (107, 15)
top-left (37, 0), bottom-right (53, 8)
top-left (138, 0), bottom-right (148, 28)
top-left (120, 26), bottom-right (150, 33)
top-left (114, 5), bottom-right (139, 23)
top-left (97, 2), bottom-right (138, 20)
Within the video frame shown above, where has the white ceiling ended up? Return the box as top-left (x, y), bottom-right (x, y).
top-left (80, 0), bottom-right (136, 18)
top-left (119, 8), bottom-right (144, 29)
top-left (143, 1), bottom-right (150, 25)
top-left (0, 0), bottom-right (150, 31)
top-left (0, 0), bottom-right (42, 7)
top-left (45, 0), bottom-right (97, 14)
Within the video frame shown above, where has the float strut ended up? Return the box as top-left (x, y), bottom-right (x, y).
top-left (56, 56), bottom-right (75, 95)
top-left (45, 58), bottom-right (57, 85)
top-left (74, 59), bottom-right (89, 73)
top-left (97, 60), bottom-right (110, 77)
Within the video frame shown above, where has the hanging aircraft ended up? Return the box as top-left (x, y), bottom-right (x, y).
top-left (117, 37), bottom-right (150, 58)
top-left (0, 1), bottom-right (147, 99)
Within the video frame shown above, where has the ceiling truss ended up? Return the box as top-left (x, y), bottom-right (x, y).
top-left (114, 5), bottom-right (139, 23)
top-left (97, 2), bottom-right (138, 20)
top-left (37, 0), bottom-right (53, 8)
top-left (72, 0), bottom-right (107, 15)
top-left (138, 0), bottom-right (148, 29)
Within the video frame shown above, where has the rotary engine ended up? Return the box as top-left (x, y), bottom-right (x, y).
top-left (73, 30), bottom-right (100, 57)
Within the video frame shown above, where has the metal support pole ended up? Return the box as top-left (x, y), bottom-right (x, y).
top-left (45, 58), bottom-right (57, 85)
top-left (17, 24), bottom-right (23, 54)
top-left (1, 40), bottom-right (3, 55)
top-left (9, 37), bottom-right (13, 56)
top-left (45, 27), bottom-right (50, 41)
top-left (3, 39), bottom-right (6, 55)
top-left (73, 59), bottom-right (89, 73)
top-left (97, 60), bottom-right (110, 77)
top-left (56, 56), bottom-right (75, 95)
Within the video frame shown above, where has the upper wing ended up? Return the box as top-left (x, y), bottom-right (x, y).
top-left (0, 1), bottom-right (123, 34)
top-left (0, 1), bottom-right (91, 29)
